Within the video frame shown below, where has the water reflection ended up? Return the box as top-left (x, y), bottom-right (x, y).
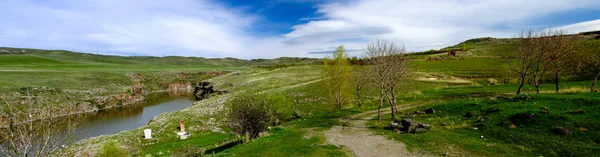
top-left (74, 93), bottom-right (195, 141)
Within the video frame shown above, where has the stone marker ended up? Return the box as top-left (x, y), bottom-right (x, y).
top-left (144, 129), bottom-right (152, 139)
top-left (180, 120), bottom-right (185, 132)
top-left (177, 120), bottom-right (190, 140)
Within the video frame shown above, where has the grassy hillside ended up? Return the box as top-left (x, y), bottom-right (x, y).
top-left (5, 31), bottom-right (600, 156)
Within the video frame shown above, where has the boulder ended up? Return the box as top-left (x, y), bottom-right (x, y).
top-left (401, 119), bottom-right (419, 129)
top-left (424, 108), bottom-right (436, 114)
top-left (553, 126), bottom-right (573, 135)
top-left (487, 78), bottom-right (498, 85)
top-left (509, 112), bottom-right (534, 124)
top-left (486, 107), bottom-right (499, 113)
top-left (464, 111), bottom-right (474, 118)
top-left (567, 110), bottom-right (586, 114)
top-left (385, 122), bottom-right (401, 130)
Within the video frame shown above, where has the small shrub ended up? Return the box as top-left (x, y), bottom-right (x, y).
top-left (226, 93), bottom-right (272, 141)
top-left (96, 141), bottom-right (128, 157)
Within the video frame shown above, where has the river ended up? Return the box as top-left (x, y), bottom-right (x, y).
top-left (74, 93), bottom-right (196, 141)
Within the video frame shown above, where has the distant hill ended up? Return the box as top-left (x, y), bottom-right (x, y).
top-left (412, 30), bottom-right (600, 57)
top-left (0, 47), bottom-right (320, 67)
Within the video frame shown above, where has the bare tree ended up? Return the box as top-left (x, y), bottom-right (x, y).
top-left (0, 92), bottom-right (80, 157)
top-left (364, 39), bottom-right (411, 124)
top-left (579, 39), bottom-right (600, 92)
top-left (383, 51), bottom-right (411, 120)
top-left (351, 66), bottom-right (369, 107)
top-left (544, 29), bottom-right (578, 92)
top-left (504, 30), bottom-right (537, 94)
top-left (529, 30), bottom-right (552, 93)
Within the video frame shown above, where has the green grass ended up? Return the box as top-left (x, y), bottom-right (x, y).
top-left (367, 92), bottom-right (600, 156)
top-left (139, 132), bottom-right (232, 156)
top-left (218, 128), bottom-right (348, 157)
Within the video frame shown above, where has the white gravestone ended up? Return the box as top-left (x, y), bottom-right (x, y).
top-left (144, 129), bottom-right (152, 139)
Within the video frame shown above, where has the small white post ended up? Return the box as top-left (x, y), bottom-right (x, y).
top-left (144, 129), bottom-right (152, 139)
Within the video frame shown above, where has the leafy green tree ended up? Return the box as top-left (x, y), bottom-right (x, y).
top-left (226, 93), bottom-right (271, 142)
top-left (322, 45), bottom-right (352, 109)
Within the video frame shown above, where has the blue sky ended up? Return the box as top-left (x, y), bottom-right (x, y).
top-left (0, 0), bottom-right (599, 59)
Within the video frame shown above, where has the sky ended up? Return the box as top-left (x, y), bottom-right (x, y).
top-left (1, 0), bottom-right (599, 59)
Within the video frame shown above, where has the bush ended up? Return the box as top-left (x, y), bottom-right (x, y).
top-left (226, 93), bottom-right (272, 141)
top-left (266, 94), bottom-right (294, 125)
top-left (96, 141), bottom-right (128, 157)
top-left (172, 145), bottom-right (205, 157)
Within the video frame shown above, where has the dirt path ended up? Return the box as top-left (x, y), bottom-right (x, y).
top-left (324, 104), bottom-right (432, 157)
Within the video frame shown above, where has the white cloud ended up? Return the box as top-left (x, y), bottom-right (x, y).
top-left (285, 0), bottom-right (600, 53)
top-left (0, 0), bottom-right (258, 57)
top-left (557, 19), bottom-right (600, 33)
top-left (0, 0), bottom-right (599, 59)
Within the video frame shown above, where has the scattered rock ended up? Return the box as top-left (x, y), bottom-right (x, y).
top-left (424, 108), bottom-right (436, 114)
top-left (486, 107), bottom-right (499, 113)
top-left (567, 110), bottom-right (586, 114)
top-left (415, 128), bottom-right (427, 133)
top-left (487, 78), bottom-right (498, 85)
top-left (401, 119), bottom-right (419, 130)
top-left (397, 119), bottom-right (430, 133)
top-left (553, 126), bottom-right (574, 135)
top-left (509, 112), bottom-right (534, 124)
top-left (385, 122), bottom-right (401, 130)
top-left (464, 111), bottom-right (474, 118)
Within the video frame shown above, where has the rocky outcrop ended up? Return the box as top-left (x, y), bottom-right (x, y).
top-left (167, 83), bottom-right (194, 96)
top-left (193, 82), bottom-right (227, 100)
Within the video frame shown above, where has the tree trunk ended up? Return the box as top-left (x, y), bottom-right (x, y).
top-left (390, 87), bottom-right (396, 120)
top-left (517, 74), bottom-right (526, 95)
top-left (554, 71), bottom-right (560, 92)
top-left (356, 86), bottom-right (362, 107)
top-left (377, 88), bottom-right (383, 126)
top-left (535, 82), bottom-right (540, 94)
top-left (592, 70), bottom-right (600, 92)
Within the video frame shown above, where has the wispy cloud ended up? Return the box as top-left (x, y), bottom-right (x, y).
top-left (286, 0), bottom-right (600, 53)
top-left (0, 0), bottom-right (599, 59)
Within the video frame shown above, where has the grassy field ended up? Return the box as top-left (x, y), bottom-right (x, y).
top-left (3, 34), bottom-right (600, 157)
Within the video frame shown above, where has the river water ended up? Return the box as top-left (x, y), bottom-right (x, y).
top-left (74, 93), bottom-right (196, 141)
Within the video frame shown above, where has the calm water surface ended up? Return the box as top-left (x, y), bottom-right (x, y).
top-left (74, 93), bottom-right (195, 141)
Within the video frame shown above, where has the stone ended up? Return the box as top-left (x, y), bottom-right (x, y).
top-left (486, 107), bottom-right (499, 113)
top-left (180, 120), bottom-right (185, 132)
top-left (509, 112), bottom-right (534, 124)
top-left (553, 126), bottom-right (573, 135)
top-left (385, 122), bottom-right (401, 130)
top-left (419, 123), bottom-right (431, 129)
top-left (510, 124), bottom-right (516, 129)
top-left (424, 108), bottom-right (436, 114)
top-left (487, 78), bottom-right (498, 85)
top-left (144, 129), bottom-right (152, 139)
top-left (464, 111), bottom-right (474, 118)
top-left (567, 110), bottom-right (586, 114)
top-left (541, 109), bottom-right (549, 114)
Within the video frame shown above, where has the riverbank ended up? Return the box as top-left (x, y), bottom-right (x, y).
top-left (0, 70), bottom-right (230, 127)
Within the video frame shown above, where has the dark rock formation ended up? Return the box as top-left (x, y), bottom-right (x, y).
top-left (193, 81), bottom-right (228, 100)
top-left (553, 126), bottom-right (573, 135)
top-left (194, 82), bottom-right (214, 100)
